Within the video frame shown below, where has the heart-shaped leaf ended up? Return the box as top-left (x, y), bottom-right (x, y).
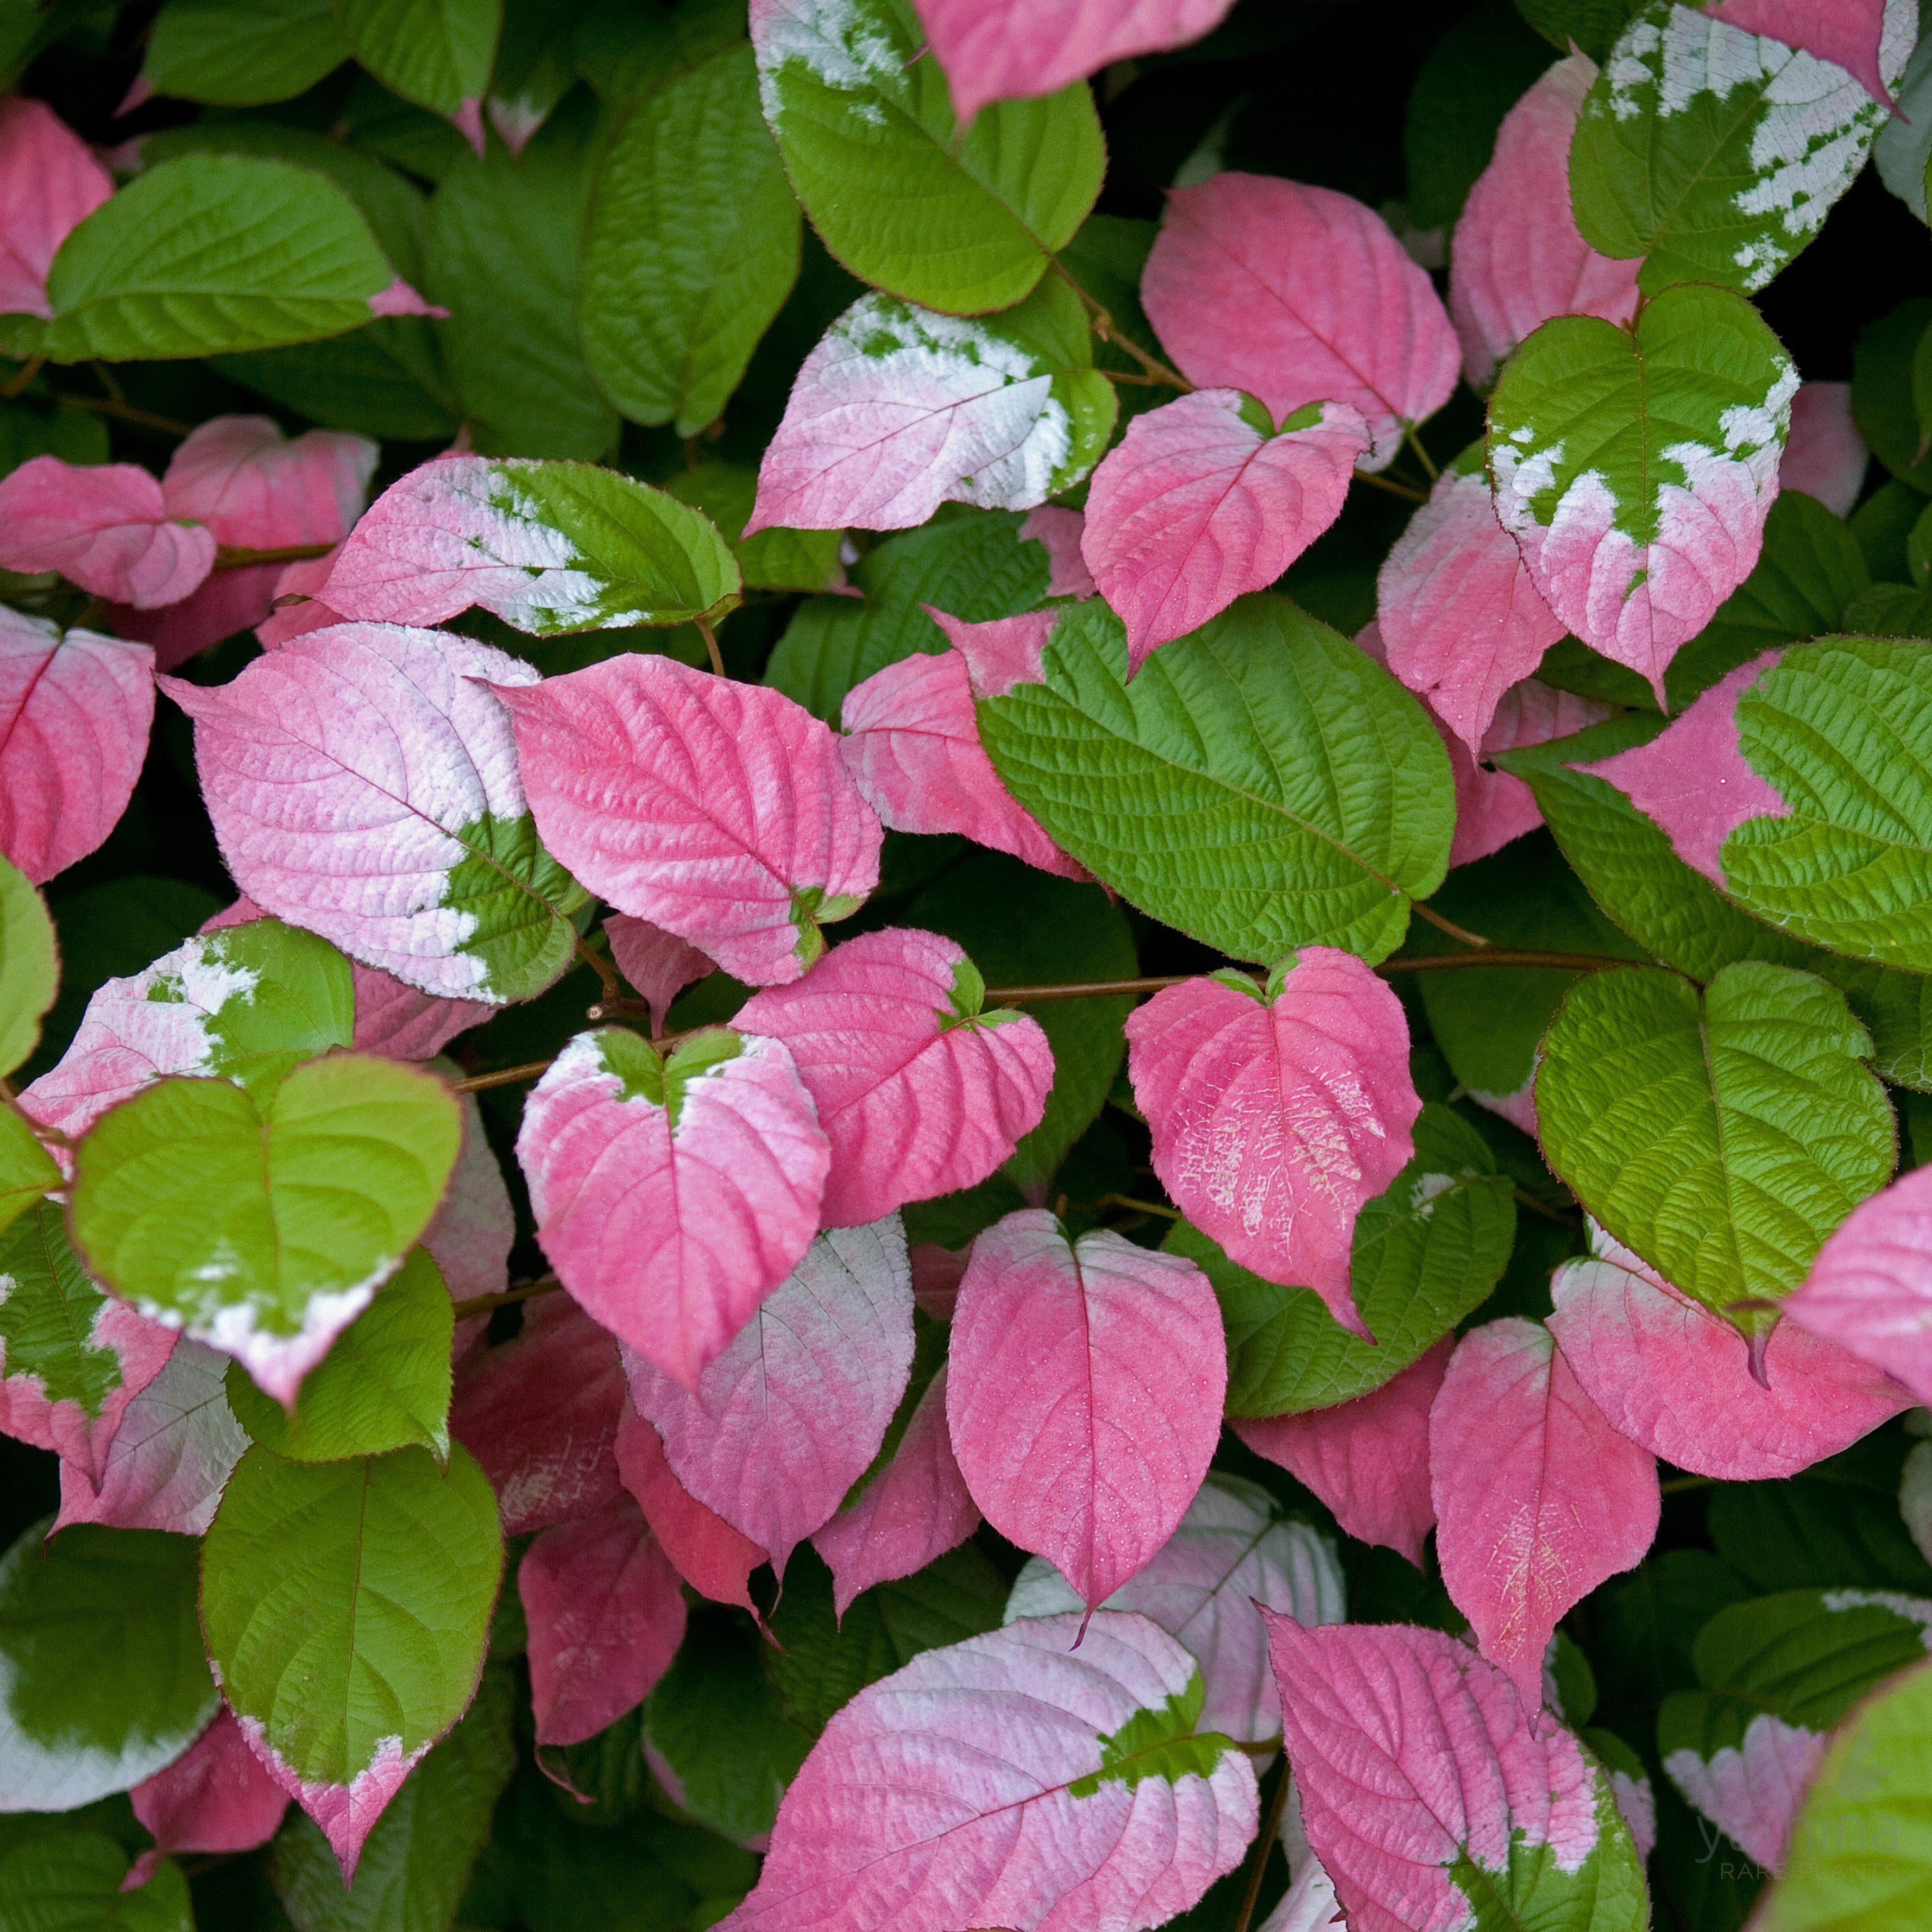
top-left (335, 0), bottom-right (499, 127)
top-left (0, 458), bottom-right (214, 608)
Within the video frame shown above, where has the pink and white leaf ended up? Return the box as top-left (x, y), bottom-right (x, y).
top-left (233, 1724), bottom-right (423, 1888)
top-left (498, 653), bottom-right (882, 986)
top-left (257, 549), bottom-right (348, 649)
top-left (1430, 1319), bottom-right (1659, 1707)
top-left (1142, 174), bottom-right (1459, 472)
top-left (722, 1610), bottom-right (1259, 1932)
top-left (1235, 1337), bottom-right (1453, 1568)
top-left (605, 915), bottom-right (713, 1036)
top-left (624, 1217), bottom-right (915, 1574)
top-left (1780, 379), bottom-right (1868, 517)
top-left (1022, 504), bottom-right (1096, 600)
top-left (129, 1708), bottom-right (287, 1879)
top-left (1083, 391), bottom-right (1367, 663)
top-left (941, 607), bottom-right (1059, 699)
top-left (0, 457), bottom-right (215, 608)
top-left (1704, 0), bottom-right (1900, 108)
top-left (1125, 951), bottom-right (1421, 1337)
top-left (946, 1210), bottom-right (1225, 1609)
top-left (0, 97), bottom-right (112, 317)
top-left (615, 1402), bottom-right (768, 1611)
top-left (161, 415), bottom-right (377, 550)
top-left (1663, 1711), bottom-right (1826, 1874)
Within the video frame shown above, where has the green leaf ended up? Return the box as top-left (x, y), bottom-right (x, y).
top-left (1569, 0), bottom-right (1894, 294)
top-left (581, 43), bottom-right (801, 438)
top-left (1068, 1678), bottom-right (1234, 1798)
top-left (1534, 961), bottom-right (1896, 1339)
top-left (71, 1054), bottom-right (461, 1388)
top-left (0, 1833), bottom-right (191, 1932)
top-left (335, 0), bottom-right (501, 119)
top-left (1172, 1103), bottom-right (1516, 1415)
top-left (976, 595), bottom-right (1456, 966)
top-left (226, 1248), bottom-right (454, 1463)
top-left (1513, 0), bottom-right (1642, 61)
top-left (0, 394), bottom-right (110, 475)
top-left (270, 1664), bottom-right (515, 1932)
top-left (1854, 299), bottom-right (1932, 493)
top-left (1449, 1767), bottom-right (1650, 1932)
top-left (0, 1521), bottom-right (215, 1810)
top-left (1534, 637), bottom-right (1660, 713)
top-left (0, 1201), bottom-right (139, 1420)
top-left (202, 1444), bottom-right (501, 1789)
top-left (661, 464), bottom-right (844, 594)
top-left (0, 156), bottom-right (409, 364)
top-left (572, 0), bottom-right (744, 107)
top-left (146, 0), bottom-right (347, 106)
top-left (0, 857), bottom-right (56, 1081)
top-left (0, 1110), bottom-right (58, 1242)
top-left (1853, 478), bottom-right (1928, 582)
top-left (753, 0), bottom-right (1105, 314)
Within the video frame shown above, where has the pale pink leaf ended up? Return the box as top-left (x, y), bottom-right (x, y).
top-left (938, 607), bottom-right (1059, 698)
top-left (515, 1027), bottom-right (830, 1389)
top-left (370, 278), bottom-right (449, 321)
top-left (0, 457), bottom-right (216, 607)
top-left (422, 1090), bottom-right (514, 1312)
top-left (233, 1722), bottom-right (422, 1888)
top-left (839, 646), bottom-right (1091, 880)
top-left (735, 927), bottom-right (1054, 1226)
top-left (615, 1401), bottom-right (768, 1610)
top-left (1264, 1616), bottom-right (1613, 1932)
top-left (162, 415), bottom-right (377, 549)
top-left (1663, 1711), bottom-right (1825, 1874)
top-left (946, 1209), bottom-right (1225, 1608)
top-left (1578, 650), bottom-right (1788, 884)
top-left (1447, 676), bottom-right (1616, 870)
top-left (1446, 54), bottom-right (1642, 392)
top-left (449, 1294), bottom-right (626, 1537)
top-left (1258, 1854), bottom-right (1348, 1932)
top-left (130, 1709), bottom-right (287, 1871)
top-left (1021, 504), bottom-right (1096, 600)
top-left (1780, 379), bottom-right (1868, 517)
top-left (605, 914), bottom-right (713, 1035)
top-left (811, 1363), bottom-right (980, 1615)
top-left (1235, 1338), bottom-right (1453, 1568)
top-left (1081, 391), bottom-right (1368, 662)
top-left (721, 1610), bottom-right (1259, 1932)
top-left (1003, 1473), bottom-right (1346, 1744)
top-left (1375, 463), bottom-right (1568, 754)
top-left (0, 97), bottom-right (112, 318)
top-left (519, 1492), bottom-right (687, 1747)
top-left (624, 1218), bottom-right (915, 1574)
top-left (1124, 952), bottom-right (1421, 1337)
top-left (910, 0), bottom-right (1237, 122)
top-left (1430, 1319), bottom-right (1659, 1706)
top-left (1141, 174), bottom-right (1459, 472)
top-left (497, 654), bottom-right (882, 987)
top-left (1547, 1223), bottom-right (1906, 1479)
top-left (257, 549), bottom-right (348, 649)
top-left (1704, 0), bottom-right (1898, 106)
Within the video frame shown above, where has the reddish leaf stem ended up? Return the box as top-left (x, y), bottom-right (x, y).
top-left (451, 1276), bottom-right (564, 1319)
top-left (1231, 1757), bottom-right (1294, 1932)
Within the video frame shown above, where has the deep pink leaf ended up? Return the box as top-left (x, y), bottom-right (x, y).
top-left (1448, 676), bottom-right (1615, 871)
top-left (1430, 1318), bottom-right (1659, 1706)
top-left (129, 1708), bottom-right (287, 1878)
top-left (1663, 1712), bottom-right (1824, 1874)
top-left (910, 1242), bottom-right (968, 1321)
top-left (515, 1027), bottom-right (830, 1389)
top-left (1548, 1225), bottom-right (1906, 1479)
top-left (1081, 390), bottom-right (1367, 662)
top-left (735, 928), bottom-right (1053, 1226)
top-left (946, 1209), bottom-right (1225, 1608)
top-left (1446, 54), bottom-right (1642, 391)
top-left (615, 1402), bottom-right (768, 1610)
top-left (1021, 504), bottom-right (1096, 599)
top-left (1235, 1338), bottom-right (1453, 1568)
top-left (624, 1219), bottom-right (915, 1573)
top-left (811, 1363), bottom-right (979, 1615)
top-left (1141, 174), bottom-right (1459, 472)
top-left (1780, 379), bottom-right (1868, 517)
top-left (519, 1492), bottom-right (687, 1747)
top-left (1703, 0), bottom-right (1900, 107)
top-left (0, 607), bottom-right (153, 885)
top-left (497, 654), bottom-right (882, 986)
top-left (423, 1092), bottom-right (514, 1320)
top-left (937, 607), bottom-right (1059, 697)
top-left (106, 568), bottom-right (293, 676)
top-left (1125, 952), bottom-right (1421, 1337)
top-left (0, 457), bottom-right (215, 607)
top-left (722, 1610), bottom-right (1259, 1932)
top-left (605, 914), bottom-right (713, 1036)
top-left (0, 96), bottom-right (111, 318)
top-left (839, 645), bottom-right (1090, 880)
top-left (256, 549), bottom-right (347, 649)
top-left (1264, 1616), bottom-right (1613, 1932)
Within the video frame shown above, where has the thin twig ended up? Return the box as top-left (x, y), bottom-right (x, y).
top-left (1098, 1193), bottom-right (1180, 1220)
top-left (574, 933), bottom-right (624, 1005)
top-left (1403, 427), bottom-right (1440, 483)
top-left (1514, 1186), bottom-right (1577, 1225)
top-left (1659, 1475), bottom-right (1714, 1496)
top-left (452, 1277), bottom-right (564, 1319)
top-left (450, 1059), bottom-right (558, 1094)
top-left (1048, 256), bottom-right (1194, 391)
top-left (695, 615), bottom-right (725, 676)
top-left (52, 391), bottom-right (194, 436)
top-left (1409, 902), bottom-right (1492, 948)
top-left (1231, 1760), bottom-right (1293, 1932)
top-left (212, 540), bottom-right (338, 571)
top-left (0, 355), bottom-right (44, 399)
top-left (587, 996), bottom-right (655, 1024)
top-left (1354, 468), bottom-right (1428, 504)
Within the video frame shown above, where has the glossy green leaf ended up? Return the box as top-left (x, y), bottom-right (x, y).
top-left (661, 464), bottom-right (844, 594)
top-left (977, 595), bottom-right (1456, 966)
top-left (0, 1833), bottom-right (191, 1932)
top-left (202, 1444), bottom-right (501, 1789)
top-left (1535, 961), bottom-right (1896, 1339)
top-left (752, 0), bottom-right (1105, 314)
top-left (335, 0), bottom-right (501, 120)
top-left (0, 1521), bottom-right (215, 1810)
top-left (146, 0), bottom-right (347, 105)
top-left (581, 43), bottom-right (801, 438)
top-left (1853, 299), bottom-right (1932, 493)
top-left (1513, 0), bottom-right (1643, 60)
top-left (0, 858), bottom-right (55, 1082)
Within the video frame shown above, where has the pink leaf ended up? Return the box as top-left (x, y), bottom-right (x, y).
top-left (367, 276), bottom-right (446, 318)
top-left (1704, 0), bottom-right (1899, 107)
top-left (624, 1218), bottom-right (915, 1574)
top-left (423, 1091), bottom-right (514, 1317)
top-left (1781, 378), bottom-right (1868, 518)
top-left (0, 457), bottom-right (216, 608)
top-left (1021, 504), bottom-right (1096, 600)
top-left (0, 97), bottom-right (112, 318)
top-left (515, 1027), bottom-right (830, 1389)
top-left (1263, 1616), bottom-right (1612, 1932)
top-left (498, 654), bottom-right (882, 986)
top-left (1124, 952), bottom-right (1421, 1338)
top-left (106, 569), bottom-right (293, 676)
top-left (162, 415), bottom-right (377, 549)
top-left (939, 607), bottom-right (1059, 698)
top-left (449, 1295), bottom-right (626, 1536)
top-left (0, 607), bottom-right (153, 884)
top-left (839, 645), bottom-right (1091, 880)
top-left (615, 1402), bottom-right (768, 1610)
top-left (910, 1242), bottom-right (968, 1321)
top-left (1446, 676), bottom-right (1616, 870)
top-left (946, 1209), bottom-right (1225, 1608)
top-left (1577, 650), bottom-right (1789, 884)
top-left (909, 0), bottom-right (1237, 122)
top-left (1374, 463), bottom-right (1567, 754)
top-left (1547, 1224), bottom-right (1906, 1479)
top-left (257, 549), bottom-right (347, 649)
top-left (1663, 1711), bottom-right (1825, 1874)
top-left (722, 1610), bottom-right (1258, 1932)
top-left (735, 928), bottom-right (1054, 1226)
top-left (1142, 174), bottom-right (1459, 472)
top-left (1785, 1165), bottom-right (1932, 1405)
top-left (1235, 1338), bottom-right (1453, 1568)
top-left (233, 1722), bottom-right (422, 1887)
top-left (1430, 1319), bottom-right (1659, 1706)
top-left (130, 1709), bottom-right (287, 1871)
top-left (1081, 391), bottom-right (1368, 662)
top-left (811, 1362), bottom-right (980, 1615)
top-left (605, 914), bottom-right (713, 1036)
top-left (1446, 54), bottom-right (1642, 392)
top-left (519, 1492), bottom-right (687, 1747)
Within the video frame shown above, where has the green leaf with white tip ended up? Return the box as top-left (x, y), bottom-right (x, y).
top-left (976, 595), bottom-right (1456, 966)
top-left (1535, 961), bottom-right (1896, 1339)
top-left (335, 0), bottom-right (501, 121)
top-left (145, 0), bottom-right (347, 106)
top-left (0, 858), bottom-right (55, 1083)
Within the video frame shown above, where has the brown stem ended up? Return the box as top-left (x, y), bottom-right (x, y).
top-left (1514, 1186), bottom-right (1578, 1225)
top-left (1409, 902), bottom-right (1493, 948)
top-left (450, 1059), bottom-right (558, 1094)
top-left (1402, 426), bottom-right (1440, 483)
top-left (1231, 1758), bottom-right (1293, 1932)
top-left (587, 996), bottom-right (654, 1024)
top-left (452, 1277), bottom-right (564, 1319)
top-left (695, 614), bottom-right (725, 676)
top-left (0, 355), bottom-right (44, 399)
top-left (1354, 468), bottom-right (1428, 504)
top-left (574, 933), bottom-right (624, 1005)
top-left (1659, 1474), bottom-right (1714, 1496)
top-left (212, 540), bottom-right (338, 571)
top-left (1097, 1193), bottom-right (1181, 1220)
top-left (1048, 257), bottom-right (1194, 392)
top-left (52, 391), bottom-right (194, 436)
